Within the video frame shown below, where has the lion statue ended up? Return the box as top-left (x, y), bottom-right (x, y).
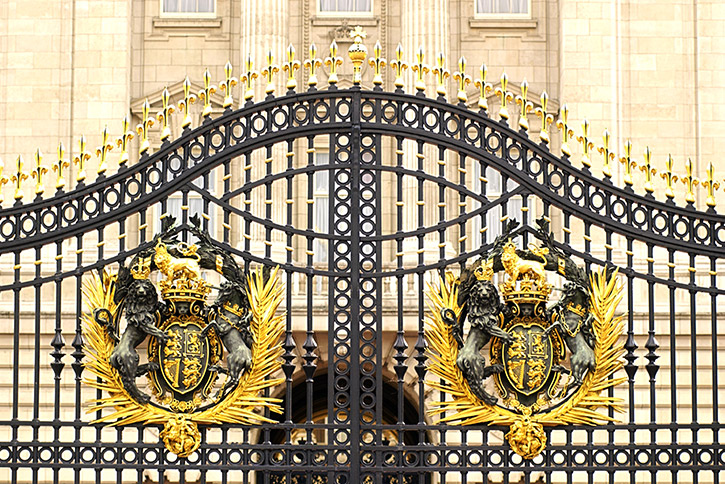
top-left (106, 278), bottom-right (169, 404)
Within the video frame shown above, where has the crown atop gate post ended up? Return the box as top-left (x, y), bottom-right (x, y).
top-left (348, 26), bottom-right (368, 86)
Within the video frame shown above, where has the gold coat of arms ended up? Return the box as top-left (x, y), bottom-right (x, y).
top-left (82, 216), bottom-right (285, 457)
top-left (426, 218), bottom-right (626, 459)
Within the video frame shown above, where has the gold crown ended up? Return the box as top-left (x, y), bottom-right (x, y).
top-left (130, 256), bottom-right (152, 279)
top-left (159, 276), bottom-right (211, 303)
top-left (222, 302), bottom-right (246, 318)
top-left (499, 278), bottom-right (553, 305)
top-left (566, 302), bottom-right (586, 317)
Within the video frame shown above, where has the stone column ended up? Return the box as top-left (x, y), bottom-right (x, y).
top-left (400, 0), bottom-right (452, 265)
top-left (237, 0), bottom-right (289, 258)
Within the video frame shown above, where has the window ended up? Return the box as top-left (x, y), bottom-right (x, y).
top-left (319, 0), bottom-right (372, 13)
top-left (154, 174), bottom-right (216, 235)
top-left (471, 163), bottom-right (523, 247)
top-left (312, 153), bottom-right (329, 265)
top-left (162, 0), bottom-right (215, 15)
top-left (476, 0), bottom-right (529, 15)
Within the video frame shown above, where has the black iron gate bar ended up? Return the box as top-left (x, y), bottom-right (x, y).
top-left (0, 34), bottom-right (723, 484)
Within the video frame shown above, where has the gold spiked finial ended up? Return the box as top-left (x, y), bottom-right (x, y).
top-left (660, 154), bottom-right (677, 200)
top-left (368, 41), bottom-right (385, 87)
top-left (555, 104), bottom-right (575, 157)
top-left (390, 43), bottom-right (407, 89)
top-left (432, 52), bottom-right (450, 98)
top-left (304, 43), bottom-right (322, 88)
top-left (241, 56), bottom-right (259, 101)
top-left (514, 79), bottom-right (533, 131)
top-left (73, 135), bottom-right (91, 183)
top-left (219, 62), bottom-right (238, 108)
top-left (597, 129), bottom-right (615, 178)
top-left (136, 99), bottom-right (154, 155)
top-left (576, 119), bottom-right (594, 169)
top-left (12, 156), bottom-right (28, 201)
top-left (157, 87), bottom-right (175, 141)
top-left (473, 64), bottom-right (493, 112)
top-left (178, 77), bottom-right (197, 129)
top-left (199, 69), bottom-right (216, 117)
top-left (283, 44), bottom-right (301, 91)
top-left (682, 158), bottom-right (698, 204)
top-left (411, 47), bottom-right (429, 93)
top-left (262, 51), bottom-right (280, 95)
top-left (325, 41), bottom-right (343, 86)
top-left (494, 72), bottom-right (514, 120)
top-left (534, 91), bottom-right (554, 144)
top-left (53, 142), bottom-right (69, 190)
top-left (117, 116), bottom-right (134, 166)
top-left (348, 26), bottom-right (368, 86)
top-left (0, 158), bottom-right (8, 205)
top-left (31, 149), bottom-right (47, 197)
top-left (453, 56), bottom-right (471, 103)
top-left (639, 146), bottom-right (656, 194)
top-left (96, 125), bottom-right (113, 176)
top-left (702, 161), bottom-right (719, 208)
top-left (618, 139), bottom-right (636, 187)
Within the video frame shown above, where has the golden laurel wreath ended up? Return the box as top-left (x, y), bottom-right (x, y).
top-left (82, 267), bottom-right (285, 457)
top-left (425, 267), bottom-right (626, 459)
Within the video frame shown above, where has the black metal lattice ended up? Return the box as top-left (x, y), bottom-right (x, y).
top-left (0, 83), bottom-right (723, 484)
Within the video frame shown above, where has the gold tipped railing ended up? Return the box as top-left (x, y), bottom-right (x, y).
top-left (1, 27), bottom-right (720, 210)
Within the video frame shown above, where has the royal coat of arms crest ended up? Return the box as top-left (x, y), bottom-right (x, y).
top-left (82, 216), bottom-right (284, 457)
top-left (426, 218), bottom-right (626, 459)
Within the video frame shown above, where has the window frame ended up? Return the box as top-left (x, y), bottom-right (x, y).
top-left (473, 0), bottom-right (532, 19)
top-left (316, 0), bottom-right (374, 17)
top-left (159, 0), bottom-right (217, 19)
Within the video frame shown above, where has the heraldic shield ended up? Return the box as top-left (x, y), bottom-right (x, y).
top-left (81, 216), bottom-right (285, 457)
top-left (425, 218), bottom-right (626, 460)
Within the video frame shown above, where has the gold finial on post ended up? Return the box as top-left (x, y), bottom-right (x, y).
top-left (31, 149), bottom-right (47, 197)
top-left (473, 64), bottom-right (493, 113)
top-left (390, 43), bottom-right (407, 90)
top-left (157, 87), bottom-right (175, 141)
top-left (576, 119), bottom-right (594, 169)
top-left (12, 156), bottom-right (28, 201)
top-left (494, 72), bottom-right (513, 120)
top-left (534, 91), bottom-right (554, 144)
top-left (178, 77), bottom-right (197, 129)
top-left (73, 135), bottom-right (91, 183)
top-left (702, 161), bottom-right (719, 208)
top-left (0, 158), bottom-right (8, 205)
top-left (136, 99), bottom-right (154, 155)
top-left (348, 26), bottom-right (368, 86)
top-left (241, 56), bottom-right (258, 101)
top-left (597, 129), bottom-right (615, 178)
top-left (453, 56), bottom-right (471, 103)
top-left (53, 142), bottom-right (69, 190)
top-left (325, 41), bottom-right (343, 86)
top-left (262, 51), bottom-right (279, 95)
top-left (555, 104), bottom-right (575, 157)
top-left (660, 154), bottom-right (677, 200)
top-left (681, 158), bottom-right (698, 204)
top-left (304, 43), bottom-right (322, 88)
top-left (283, 44), bottom-right (301, 91)
top-left (411, 47), bottom-right (429, 93)
top-left (96, 125), bottom-right (113, 176)
top-left (117, 116), bottom-right (134, 166)
top-left (618, 139), bottom-right (636, 187)
top-left (369, 41), bottom-right (386, 87)
top-left (198, 68), bottom-right (216, 117)
top-left (219, 61), bottom-right (238, 108)
top-left (639, 146), bottom-right (656, 194)
top-left (432, 52), bottom-right (450, 98)
top-left (514, 79), bottom-right (533, 131)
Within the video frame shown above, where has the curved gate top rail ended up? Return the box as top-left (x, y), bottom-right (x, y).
top-left (0, 35), bottom-right (722, 257)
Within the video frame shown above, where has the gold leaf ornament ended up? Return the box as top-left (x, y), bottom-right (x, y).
top-left (82, 267), bottom-right (286, 457)
top-left (425, 267), bottom-right (626, 459)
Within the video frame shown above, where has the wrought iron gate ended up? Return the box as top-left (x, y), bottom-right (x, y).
top-left (1, 36), bottom-right (724, 484)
